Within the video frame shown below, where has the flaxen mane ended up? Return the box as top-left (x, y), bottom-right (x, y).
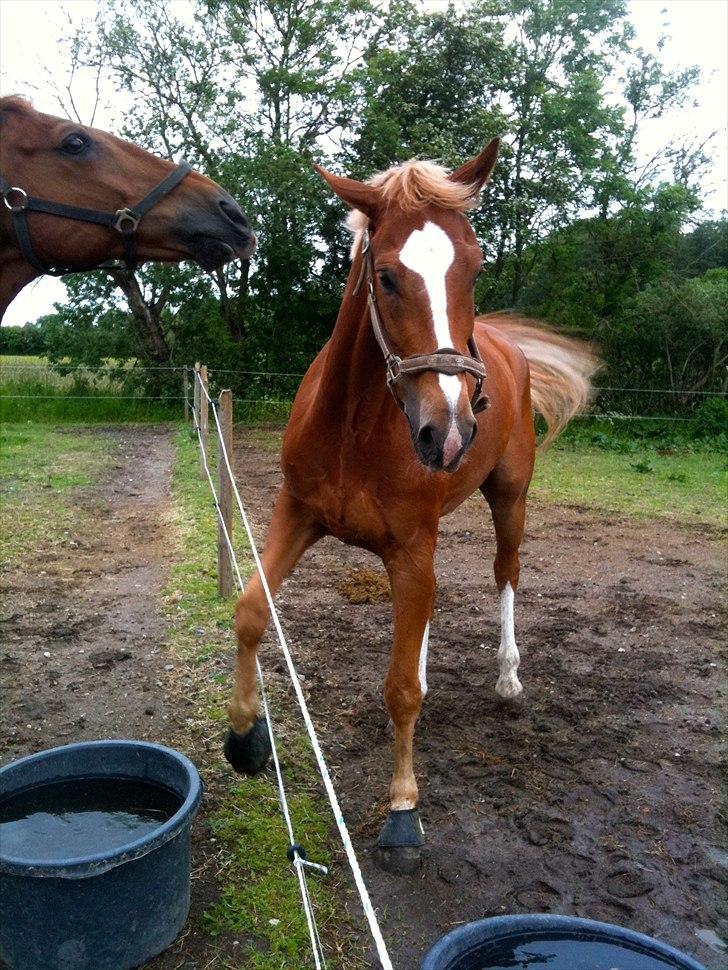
top-left (346, 160), bottom-right (478, 254)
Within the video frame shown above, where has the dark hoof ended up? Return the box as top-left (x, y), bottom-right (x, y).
top-left (374, 809), bottom-right (424, 875)
top-left (224, 719), bottom-right (272, 775)
top-left (374, 843), bottom-right (422, 875)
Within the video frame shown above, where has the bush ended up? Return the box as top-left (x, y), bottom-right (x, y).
top-left (691, 397), bottom-right (728, 440)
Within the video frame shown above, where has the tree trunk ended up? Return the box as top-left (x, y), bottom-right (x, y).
top-left (108, 270), bottom-right (171, 363)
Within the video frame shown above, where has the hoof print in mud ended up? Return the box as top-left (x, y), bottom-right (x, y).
top-left (224, 719), bottom-right (272, 775)
top-left (375, 809), bottom-right (424, 875)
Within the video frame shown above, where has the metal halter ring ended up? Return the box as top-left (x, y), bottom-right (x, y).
top-left (3, 186), bottom-right (28, 212)
top-left (113, 208), bottom-right (140, 233)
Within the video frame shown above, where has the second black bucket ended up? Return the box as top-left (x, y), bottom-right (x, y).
top-left (420, 914), bottom-right (707, 970)
top-left (0, 740), bottom-right (202, 970)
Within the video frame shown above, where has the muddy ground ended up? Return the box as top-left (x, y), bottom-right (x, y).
top-left (1, 425), bottom-right (725, 969)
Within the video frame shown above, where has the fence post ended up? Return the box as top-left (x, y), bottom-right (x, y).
top-left (199, 364), bottom-right (209, 479)
top-left (193, 361), bottom-right (201, 427)
top-left (183, 366), bottom-right (190, 422)
top-left (217, 388), bottom-right (234, 599)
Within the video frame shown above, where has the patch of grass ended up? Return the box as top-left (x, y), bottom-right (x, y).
top-left (532, 440), bottom-right (726, 526)
top-left (0, 355), bottom-right (181, 423)
top-left (202, 781), bottom-right (338, 968)
top-left (0, 424), bottom-right (112, 565)
top-left (165, 427), bottom-right (361, 968)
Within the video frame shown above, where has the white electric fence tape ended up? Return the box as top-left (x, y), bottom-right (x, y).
top-left (191, 401), bottom-right (326, 969)
top-left (194, 372), bottom-right (393, 970)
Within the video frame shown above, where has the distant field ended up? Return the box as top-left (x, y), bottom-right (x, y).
top-left (0, 355), bottom-right (182, 422)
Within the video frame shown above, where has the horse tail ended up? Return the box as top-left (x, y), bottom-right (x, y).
top-left (480, 314), bottom-right (600, 449)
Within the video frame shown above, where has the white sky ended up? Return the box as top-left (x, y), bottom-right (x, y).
top-left (1, 0), bottom-right (726, 327)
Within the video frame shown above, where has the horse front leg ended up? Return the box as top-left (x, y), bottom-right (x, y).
top-left (224, 486), bottom-right (323, 774)
top-left (375, 542), bottom-right (436, 874)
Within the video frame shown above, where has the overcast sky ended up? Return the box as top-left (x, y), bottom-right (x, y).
top-left (1, 0), bottom-right (726, 327)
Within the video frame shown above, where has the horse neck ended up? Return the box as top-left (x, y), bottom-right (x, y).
top-left (318, 246), bottom-right (388, 414)
top-left (0, 248), bottom-right (38, 323)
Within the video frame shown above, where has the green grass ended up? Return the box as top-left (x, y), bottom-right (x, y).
top-left (0, 355), bottom-right (182, 423)
top-left (164, 427), bottom-right (360, 968)
top-left (532, 439), bottom-right (727, 526)
top-left (0, 423), bottom-right (113, 565)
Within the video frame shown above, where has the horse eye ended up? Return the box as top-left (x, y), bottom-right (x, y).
top-left (61, 134), bottom-right (89, 155)
top-left (377, 270), bottom-right (397, 293)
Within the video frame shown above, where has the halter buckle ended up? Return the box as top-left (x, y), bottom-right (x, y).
top-left (3, 187), bottom-right (28, 212)
top-left (386, 356), bottom-right (402, 383)
top-left (113, 208), bottom-right (140, 233)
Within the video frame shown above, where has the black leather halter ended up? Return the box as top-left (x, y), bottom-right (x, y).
top-left (0, 160), bottom-right (191, 277)
top-left (353, 228), bottom-right (490, 414)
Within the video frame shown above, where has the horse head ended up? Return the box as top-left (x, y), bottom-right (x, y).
top-left (0, 97), bottom-right (255, 311)
top-left (315, 138), bottom-right (500, 473)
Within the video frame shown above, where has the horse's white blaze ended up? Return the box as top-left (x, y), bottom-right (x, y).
top-left (496, 582), bottom-right (523, 698)
top-left (418, 621), bottom-right (430, 696)
top-left (399, 222), bottom-right (463, 418)
top-left (438, 373), bottom-right (461, 410)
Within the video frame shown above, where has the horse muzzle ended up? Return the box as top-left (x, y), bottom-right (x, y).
top-left (177, 193), bottom-right (256, 269)
top-left (412, 413), bottom-right (478, 473)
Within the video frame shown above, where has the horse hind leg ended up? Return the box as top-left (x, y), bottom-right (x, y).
top-left (225, 486), bottom-right (323, 774)
top-left (480, 470), bottom-right (529, 700)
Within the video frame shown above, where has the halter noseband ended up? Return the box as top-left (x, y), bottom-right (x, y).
top-left (353, 228), bottom-right (489, 414)
top-left (0, 160), bottom-right (192, 277)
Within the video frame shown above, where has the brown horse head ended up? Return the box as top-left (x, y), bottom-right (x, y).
top-left (316, 139), bottom-right (499, 473)
top-left (0, 97), bottom-right (255, 310)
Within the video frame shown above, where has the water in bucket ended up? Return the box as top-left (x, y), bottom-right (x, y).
top-left (0, 777), bottom-right (182, 862)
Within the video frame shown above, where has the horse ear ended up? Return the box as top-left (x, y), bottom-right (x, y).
top-left (314, 165), bottom-right (380, 219)
top-left (449, 137), bottom-right (500, 194)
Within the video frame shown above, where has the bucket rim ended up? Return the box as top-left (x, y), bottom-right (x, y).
top-left (0, 740), bottom-right (202, 878)
top-left (420, 913), bottom-right (706, 970)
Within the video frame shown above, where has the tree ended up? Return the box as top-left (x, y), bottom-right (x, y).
top-left (52, 0), bottom-right (375, 385)
top-left (605, 268), bottom-right (728, 393)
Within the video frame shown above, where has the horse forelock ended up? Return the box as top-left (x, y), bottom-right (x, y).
top-left (345, 160), bottom-right (477, 258)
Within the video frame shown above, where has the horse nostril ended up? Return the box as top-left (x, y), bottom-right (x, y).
top-left (416, 422), bottom-right (445, 467)
top-left (219, 198), bottom-right (249, 231)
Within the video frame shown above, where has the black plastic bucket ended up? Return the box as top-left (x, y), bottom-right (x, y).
top-left (0, 740), bottom-right (202, 970)
top-left (420, 913), bottom-right (706, 970)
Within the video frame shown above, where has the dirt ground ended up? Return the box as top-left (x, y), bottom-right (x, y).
top-left (1, 425), bottom-right (726, 970)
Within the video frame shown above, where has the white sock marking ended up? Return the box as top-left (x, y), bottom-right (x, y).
top-left (496, 582), bottom-right (522, 698)
top-left (419, 621), bottom-right (429, 696)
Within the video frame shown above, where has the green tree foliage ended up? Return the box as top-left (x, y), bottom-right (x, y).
top-left (27, 0), bottom-right (724, 406)
top-left (604, 268), bottom-right (728, 393)
top-left (0, 324), bottom-right (46, 356)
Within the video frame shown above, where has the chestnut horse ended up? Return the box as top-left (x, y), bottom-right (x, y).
top-left (0, 96), bottom-right (255, 320)
top-left (224, 138), bottom-right (597, 871)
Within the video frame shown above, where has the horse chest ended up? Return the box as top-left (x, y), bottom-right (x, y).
top-left (282, 444), bottom-right (399, 548)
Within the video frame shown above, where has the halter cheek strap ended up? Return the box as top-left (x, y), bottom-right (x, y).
top-left (353, 228), bottom-right (490, 414)
top-left (0, 160), bottom-right (191, 277)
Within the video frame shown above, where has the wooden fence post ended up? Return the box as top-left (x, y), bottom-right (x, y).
top-left (199, 364), bottom-right (209, 478)
top-left (183, 366), bottom-right (190, 422)
top-left (193, 361), bottom-right (201, 428)
top-left (217, 388), bottom-right (234, 598)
